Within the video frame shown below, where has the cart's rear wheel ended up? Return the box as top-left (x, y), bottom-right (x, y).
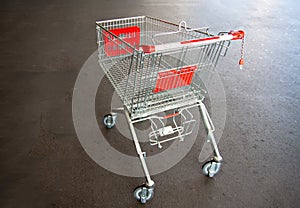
top-left (202, 160), bottom-right (222, 178)
top-left (134, 185), bottom-right (154, 204)
top-left (103, 114), bottom-right (116, 129)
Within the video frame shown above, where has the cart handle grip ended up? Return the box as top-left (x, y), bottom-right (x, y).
top-left (228, 30), bottom-right (245, 40)
top-left (140, 30), bottom-right (245, 53)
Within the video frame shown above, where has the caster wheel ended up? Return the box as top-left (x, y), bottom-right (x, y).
top-left (103, 114), bottom-right (116, 129)
top-left (134, 185), bottom-right (154, 204)
top-left (202, 160), bottom-right (222, 178)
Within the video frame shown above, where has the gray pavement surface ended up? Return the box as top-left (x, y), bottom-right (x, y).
top-left (1, 0), bottom-right (300, 207)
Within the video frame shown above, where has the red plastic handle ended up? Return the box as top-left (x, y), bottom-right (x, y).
top-left (140, 30), bottom-right (246, 54)
top-left (229, 30), bottom-right (245, 40)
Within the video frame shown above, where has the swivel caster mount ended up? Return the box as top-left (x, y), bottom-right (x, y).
top-left (202, 160), bottom-right (222, 178)
top-left (134, 185), bottom-right (154, 204)
top-left (103, 114), bottom-right (116, 129)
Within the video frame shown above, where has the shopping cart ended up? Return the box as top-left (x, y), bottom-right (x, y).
top-left (96, 16), bottom-right (245, 204)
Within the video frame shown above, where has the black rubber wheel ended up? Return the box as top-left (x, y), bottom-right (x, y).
top-left (202, 160), bottom-right (222, 178)
top-left (133, 185), bottom-right (154, 204)
top-left (103, 114), bottom-right (115, 129)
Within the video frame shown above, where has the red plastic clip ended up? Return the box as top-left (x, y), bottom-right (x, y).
top-left (239, 58), bottom-right (244, 69)
top-left (140, 45), bottom-right (156, 53)
top-left (229, 30), bottom-right (245, 40)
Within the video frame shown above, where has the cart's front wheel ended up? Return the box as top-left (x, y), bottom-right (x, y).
top-left (202, 160), bottom-right (222, 178)
top-left (134, 186), bottom-right (154, 204)
top-left (103, 114), bottom-right (116, 129)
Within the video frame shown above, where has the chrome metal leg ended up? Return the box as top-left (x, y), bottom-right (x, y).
top-left (199, 101), bottom-right (223, 162)
top-left (124, 108), bottom-right (155, 187)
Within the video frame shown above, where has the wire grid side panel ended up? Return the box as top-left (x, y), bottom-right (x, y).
top-left (126, 42), bottom-right (227, 117)
top-left (97, 24), bottom-right (138, 102)
top-left (96, 17), bottom-right (151, 103)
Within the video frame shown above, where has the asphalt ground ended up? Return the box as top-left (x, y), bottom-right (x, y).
top-left (0, 0), bottom-right (299, 207)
